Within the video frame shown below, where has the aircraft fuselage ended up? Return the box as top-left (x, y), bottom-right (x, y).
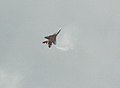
top-left (42, 29), bottom-right (61, 48)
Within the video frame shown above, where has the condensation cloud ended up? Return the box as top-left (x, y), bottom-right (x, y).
top-left (56, 25), bottom-right (79, 51)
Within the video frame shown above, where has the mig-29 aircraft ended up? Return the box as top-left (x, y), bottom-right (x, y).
top-left (42, 28), bottom-right (62, 48)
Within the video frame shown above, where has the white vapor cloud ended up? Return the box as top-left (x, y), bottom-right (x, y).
top-left (56, 25), bottom-right (79, 51)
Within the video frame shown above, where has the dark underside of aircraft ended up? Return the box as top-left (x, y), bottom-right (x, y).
top-left (42, 28), bottom-right (61, 48)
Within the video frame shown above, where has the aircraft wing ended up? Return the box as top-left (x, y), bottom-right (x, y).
top-left (53, 40), bottom-right (56, 45)
top-left (44, 36), bottom-right (49, 39)
top-left (44, 35), bottom-right (53, 39)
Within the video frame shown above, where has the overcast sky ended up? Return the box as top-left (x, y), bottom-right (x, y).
top-left (0, 0), bottom-right (120, 88)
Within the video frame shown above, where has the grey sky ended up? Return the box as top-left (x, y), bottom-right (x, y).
top-left (0, 0), bottom-right (120, 88)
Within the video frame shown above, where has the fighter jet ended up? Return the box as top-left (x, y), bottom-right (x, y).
top-left (42, 28), bottom-right (62, 48)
